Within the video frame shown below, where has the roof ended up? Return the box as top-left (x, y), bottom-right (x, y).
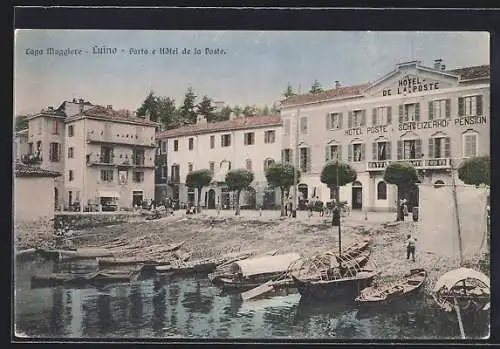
top-left (447, 64), bottom-right (490, 81)
top-left (432, 267), bottom-right (489, 293)
top-left (281, 83), bottom-right (370, 107)
top-left (157, 115), bottom-right (281, 139)
top-left (230, 252), bottom-right (301, 277)
top-left (66, 105), bottom-right (159, 127)
top-left (15, 161), bottom-right (61, 178)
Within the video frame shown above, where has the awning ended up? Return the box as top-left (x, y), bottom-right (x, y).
top-left (230, 253), bottom-right (301, 277)
top-left (432, 267), bottom-right (490, 293)
top-left (98, 190), bottom-right (120, 198)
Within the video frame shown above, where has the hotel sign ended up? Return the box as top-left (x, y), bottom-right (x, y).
top-left (382, 75), bottom-right (440, 96)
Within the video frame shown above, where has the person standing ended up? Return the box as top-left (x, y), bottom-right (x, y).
top-left (406, 234), bottom-right (417, 262)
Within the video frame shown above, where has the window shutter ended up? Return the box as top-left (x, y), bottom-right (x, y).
top-left (386, 141), bottom-right (392, 160)
top-left (337, 145), bottom-right (343, 161)
top-left (325, 145), bottom-right (330, 162)
top-left (415, 103), bottom-right (420, 122)
top-left (58, 144), bottom-right (61, 161)
top-left (326, 114), bottom-right (331, 130)
top-left (49, 144), bottom-right (53, 161)
top-left (221, 135), bottom-right (224, 146)
top-left (397, 140), bottom-right (403, 160)
top-left (446, 99), bottom-right (451, 118)
top-left (361, 143), bottom-right (366, 161)
top-left (387, 107), bottom-right (392, 124)
top-left (428, 101), bottom-right (434, 120)
top-left (372, 108), bottom-right (377, 126)
top-left (476, 95), bottom-right (483, 115)
top-left (428, 138), bottom-right (435, 158)
top-left (348, 111), bottom-right (353, 128)
top-left (415, 139), bottom-right (422, 158)
top-left (458, 97), bottom-right (464, 116)
top-left (361, 110), bottom-right (366, 126)
top-left (444, 137), bottom-right (451, 158)
top-left (339, 113), bottom-right (343, 129)
top-left (348, 144), bottom-right (353, 162)
top-left (372, 142), bottom-right (377, 160)
top-left (307, 147), bottom-right (312, 173)
top-left (398, 105), bottom-right (404, 124)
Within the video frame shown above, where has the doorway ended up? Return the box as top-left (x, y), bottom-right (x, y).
top-left (133, 191), bottom-right (143, 207)
top-left (54, 187), bottom-right (59, 210)
top-left (298, 183), bottom-right (308, 210)
top-left (207, 189), bottom-right (216, 209)
top-left (352, 181), bottom-right (363, 210)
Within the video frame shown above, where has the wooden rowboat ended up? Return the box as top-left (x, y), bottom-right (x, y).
top-left (31, 270), bottom-right (138, 288)
top-left (354, 268), bottom-right (427, 305)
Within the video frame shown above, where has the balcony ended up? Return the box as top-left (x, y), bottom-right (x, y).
top-left (86, 132), bottom-right (156, 148)
top-left (367, 158), bottom-right (452, 171)
top-left (21, 153), bottom-right (43, 165)
top-left (87, 154), bottom-right (116, 167)
top-left (168, 176), bottom-right (180, 185)
top-left (133, 156), bottom-right (155, 169)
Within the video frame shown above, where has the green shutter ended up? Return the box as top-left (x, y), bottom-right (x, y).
top-left (458, 97), bottom-right (464, 116)
top-left (372, 142), bottom-right (377, 160)
top-left (444, 137), bottom-right (451, 158)
top-left (325, 145), bottom-right (330, 162)
top-left (428, 101), bottom-right (434, 120)
top-left (348, 111), bottom-right (353, 128)
top-left (415, 139), bottom-right (422, 158)
top-left (361, 143), bottom-right (366, 161)
top-left (372, 108), bottom-right (377, 126)
top-left (476, 95), bottom-right (483, 115)
top-left (387, 107), bottom-right (392, 124)
top-left (399, 105), bottom-right (404, 124)
top-left (348, 144), bottom-right (353, 162)
top-left (428, 138), bottom-right (435, 158)
top-left (446, 99), bottom-right (451, 118)
top-left (397, 140), bottom-right (403, 160)
top-left (386, 141), bottom-right (392, 160)
top-left (415, 103), bottom-right (420, 122)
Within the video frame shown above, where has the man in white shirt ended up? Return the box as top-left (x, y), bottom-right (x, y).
top-left (406, 234), bottom-right (417, 262)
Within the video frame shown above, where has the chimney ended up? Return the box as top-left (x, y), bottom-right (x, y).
top-left (78, 98), bottom-right (84, 113)
top-left (434, 59), bottom-right (443, 70)
top-left (334, 81), bottom-right (341, 89)
top-left (106, 104), bottom-right (113, 110)
top-left (229, 112), bottom-right (237, 120)
top-left (441, 64), bottom-right (446, 71)
top-left (196, 114), bottom-right (207, 125)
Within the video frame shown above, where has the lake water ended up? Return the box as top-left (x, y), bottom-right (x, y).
top-left (14, 259), bottom-right (489, 340)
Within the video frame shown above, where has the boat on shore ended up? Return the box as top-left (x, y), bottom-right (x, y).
top-left (31, 270), bottom-right (139, 288)
top-left (354, 268), bottom-right (427, 305)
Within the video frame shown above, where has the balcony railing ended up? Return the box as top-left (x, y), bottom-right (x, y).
top-left (21, 153), bottom-right (43, 165)
top-left (367, 158), bottom-right (452, 171)
top-left (87, 154), bottom-right (116, 166)
top-left (86, 132), bottom-right (156, 148)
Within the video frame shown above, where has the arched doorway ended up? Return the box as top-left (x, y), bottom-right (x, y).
top-left (352, 181), bottom-right (363, 210)
top-left (54, 187), bottom-right (59, 210)
top-left (298, 183), bottom-right (308, 210)
top-left (207, 189), bottom-right (216, 209)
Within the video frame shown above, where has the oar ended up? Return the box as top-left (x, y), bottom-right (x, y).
top-left (454, 297), bottom-right (466, 339)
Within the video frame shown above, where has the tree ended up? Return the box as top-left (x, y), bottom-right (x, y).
top-left (196, 95), bottom-right (217, 122)
top-left (180, 87), bottom-right (198, 124)
top-left (242, 105), bottom-right (258, 117)
top-left (270, 102), bottom-right (280, 115)
top-left (457, 156), bottom-right (490, 186)
top-left (136, 91), bottom-right (160, 122)
top-left (309, 79), bottom-right (323, 94)
top-left (15, 115), bottom-right (29, 131)
top-left (283, 83), bottom-right (296, 98)
top-left (225, 169), bottom-right (254, 216)
top-left (265, 162), bottom-right (301, 217)
top-left (261, 105), bottom-right (270, 116)
top-left (216, 105), bottom-right (232, 122)
top-left (156, 96), bottom-right (178, 129)
top-left (320, 161), bottom-right (357, 225)
top-left (185, 169), bottom-right (213, 213)
top-left (383, 162), bottom-right (419, 221)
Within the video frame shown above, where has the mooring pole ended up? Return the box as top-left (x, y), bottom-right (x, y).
top-left (450, 160), bottom-right (464, 265)
top-left (454, 297), bottom-right (466, 339)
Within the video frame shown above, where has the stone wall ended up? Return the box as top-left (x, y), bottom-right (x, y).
top-left (54, 212), bottom-right (142, 230)
top-left (15, 219), bottom-right (55, 250)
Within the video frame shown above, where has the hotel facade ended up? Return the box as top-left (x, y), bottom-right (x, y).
top-left (280, 60), bottom-right (490, 212)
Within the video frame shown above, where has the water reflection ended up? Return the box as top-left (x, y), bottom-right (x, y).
top-left (15, 260), bottom-right (490, 339)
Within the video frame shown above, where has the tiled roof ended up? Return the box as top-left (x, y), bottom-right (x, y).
top-left (281, 83), bottom-right (370, 107)
top-left (66, 105), bottom-right (159, 127)
top-left (15, 161), bottom-right (61, 178)
top-left (157, 115), bottom-right (281, 138)
top-left (447, 64), bottom-right (490, 81)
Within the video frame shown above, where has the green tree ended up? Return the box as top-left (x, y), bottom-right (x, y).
top-left (283, 83), bottom-right (296, 98)
top-left (180, 87), bottom-right (198, 124)
top-left (15, 115), bottom-right (29, 131)
top-left (265, 162), bottom-right (301, 217)
top-left (309, 79), bottom-right (323, 94)
top-left (225, 169), bottom-right (254, 216)
top-left (242, 105), bottom-right (258, 117)
top-left (136, 91), bottom-right (160, 122)
top-left (261, 105), bottom-right (270, 116)
top-left (320, 161), bottom-right (357, 225)
top-left (457, 156), bottom-right (490, 186)
top-left (157, 96), bottom-right (178, 129)
top-left (216, 105), bottom-right (232, 122)
top-left (185, 169), bottom-right (213, 213)
top-left (232, 105), bottom-right (242, 117)
top-left (270, 102), bottom-right (280, 115)
top-left (383, 162), bottom-right (419, 221)
top-left (196, 95), bottom-right (217, 122)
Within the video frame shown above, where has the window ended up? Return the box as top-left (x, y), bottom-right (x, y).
top-left (244, 132), bottom-right (255, 145)
top-left (133, 171), bottom-right (144, 183)
top-left (459, 95), bottom-right (483, 117)
top-left (377, 181), bottom-right (387, 200)
top-left (68, 125), bottom-right (74, 137)
top-left (188, 138), bottom-right (194, 150)
top-left (429, 99), bottom-right (450, 120)
top-left (28, 142), bottom-right (33, 155)
top-left (246, 159), bottom-right (252, 171)
top-left (49, 142), bottom-right (61, 162)
top-left (325, 144), bottom-right (342, 162)
top-left (52, 120), bottom-right (59, 135)
top-left (101, 169), bottom-right (114, 182)
top-left (68, 191), bottom-right (73, 205)
top-left (209, 161), bottom-right (215, 174)
top-left (349, 110), bottom-right (366, 128)
top-left (463, 131), bottom-right (478, 158)
top-left (299, 148), bottom-right (311, 173)
top-left (75, 191), bottom-right (80, 202)
top-left (68, 170), bottom-right (74, 181)
top-left (210, 136), bottom-right (215, 149)
top-left (221, 134), bottom-right (231, 147)
top-left (68, 147), bottom-right (74, 159)
top-left (429, 137), bottom-right (450, 158)
top-left (326, 112), bottom-right (343, 130)
top-left (349, 143), bottom-right (365, 162)
top-left (263, 158), bottom-right (275, 172)
top-left (188, 162), bottom-right (193, 173)
top-left (171, 165), bottom-right (180, 181)
top-left (300, 117), bottom-right (308, 134)
top-left (284, 119), bottom-right (291, 136)
top-left (100, 146), bottom-right (114, 164)
top-left (161, 141), bottom-right (167, 153)
top-left (264, 130), bottom-right (276, 144)
top-left (372, 107), bottom-right (392, 126)
top-left (174, 140), bottom-right (179, 151)
top-left (399, 103), bottom-right (420, 123)
top-left (372, 141), bottom-right (391, 161)
top-left (282, 148), bottom-right (292, 163)
top-left (397, 139), bottom-right (422, 160)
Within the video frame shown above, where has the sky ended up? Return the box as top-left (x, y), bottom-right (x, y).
top-left (14, 30), bottom-right (490, 116)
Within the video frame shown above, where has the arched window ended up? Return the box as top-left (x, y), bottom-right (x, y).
top-left (245, 159), bottom-right (252, 171)
top-left (352, 181), bottom-right (362, 187)
top-left (434, 180), bottom-right (445, 188)
top-left (263, 158), bottom-right (275, 172)
top-left (377, 181), bottom-right (387, 200)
